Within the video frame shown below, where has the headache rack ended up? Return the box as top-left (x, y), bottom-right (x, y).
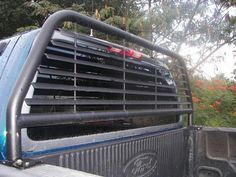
top-left (6, 10), bottom-right (193, 163)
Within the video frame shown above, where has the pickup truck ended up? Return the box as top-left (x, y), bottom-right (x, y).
top-left (0, 10), bottom-right (235, 177)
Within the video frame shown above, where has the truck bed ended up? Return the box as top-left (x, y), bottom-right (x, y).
top-left (32, 128), bottom-right (188, 177)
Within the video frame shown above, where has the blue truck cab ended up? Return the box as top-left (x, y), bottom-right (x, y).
top-left (0, 10), bottom-right (236, 177)
top-left (0, 30), bottom-right (39, 160)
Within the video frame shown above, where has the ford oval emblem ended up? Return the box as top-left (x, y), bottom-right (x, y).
top-left (123, 153), bottom-right (158, 177)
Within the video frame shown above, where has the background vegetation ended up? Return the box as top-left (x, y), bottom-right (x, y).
top-left (192, 75), bottom-right (236, 127)
top-left (0, 0), bottom-right (235, 127)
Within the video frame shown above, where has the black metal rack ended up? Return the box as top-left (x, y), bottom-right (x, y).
top-left (6, 10), bottom-right (193, 163)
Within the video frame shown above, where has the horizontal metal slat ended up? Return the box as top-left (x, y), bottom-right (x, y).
top-left (26, 99), bottom-right (124, 105)
top-left (26, 98), bottom-right (191, 106)
top-left (125, 68), bottom-right (156, 78)
top-left (45, 53), bottom-right (123, 72)
top-left (41, 68), bottom-right (124, 83)
top-left (38, 68), bottom-right (123, 82)
top-left (39, 67), bottom-right (75, 77)
top-left (33, 82), bottom-right (187, 98)
top-left (126, 79), bottom-right (155, 86)
top-left (156, 84), bottom-right (176, 89)
top-left (33, 83), bottom-right (124, 94)
top-left (33, 83), bottom-right (158, 96)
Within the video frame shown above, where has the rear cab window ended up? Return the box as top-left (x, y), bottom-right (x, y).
top-left (0, 41), bottom-right (8, 56)
top-left (23, 30), bottom-right (181, 141)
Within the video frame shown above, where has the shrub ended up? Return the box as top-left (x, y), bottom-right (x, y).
top-left (191, 76), bottom-right (236, 127)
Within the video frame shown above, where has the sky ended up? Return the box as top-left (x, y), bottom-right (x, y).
top-left (200, 45), bottom-right (235, 79)
top-left (202, 45), bottom-right (235, 79)
top-left (180, 44), bottom-right (235, 80)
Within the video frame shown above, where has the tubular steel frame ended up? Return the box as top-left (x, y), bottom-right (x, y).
top-left (6, 10), bottom-right (193, 162)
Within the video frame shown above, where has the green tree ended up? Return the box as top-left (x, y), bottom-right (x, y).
top-left (0, 0), bottom-right (34, 38)
top-left (220, 0), bottom-right (236, 79)
top-left (19, 0), bottom-right (143, 37)
top-left (134, 0), bottom-right (236, 76)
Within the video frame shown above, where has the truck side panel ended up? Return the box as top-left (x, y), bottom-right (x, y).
top-left (0, 31), bottom-right (39, 160)
top-left (193, 127), bottom-right (236, 177)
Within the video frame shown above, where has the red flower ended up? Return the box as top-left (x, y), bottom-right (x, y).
top-left (214, 100), bottom-right (221, 106)
top-left (199, 104), bottom-right (206, 110)
top-left (207, 86), bottom-right (214, 91)
top-left (195, 80), bottom-right (203, 87)
top-left (228, 85), bottom-right (236, 92)
top-left (218, 86), bottom-right (226, 91)
top-left (192, 96), bottom-right (200, 103)
top-left (214, 79), bottom-right (221, 84)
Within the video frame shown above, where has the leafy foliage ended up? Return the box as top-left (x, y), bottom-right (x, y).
top-left (139, 0), bottom-right (236, 76)
top-left (191, 75), bottom-right (236, 127)
top-left (220, 0), bottom-right (236, 79)
top-left (0, 0), bottom-right (34, 38)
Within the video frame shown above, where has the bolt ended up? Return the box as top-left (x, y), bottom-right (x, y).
top-left (24, 161), bottom-right (30, 167)
top-left (15, 159), bottom-right (23, 166)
